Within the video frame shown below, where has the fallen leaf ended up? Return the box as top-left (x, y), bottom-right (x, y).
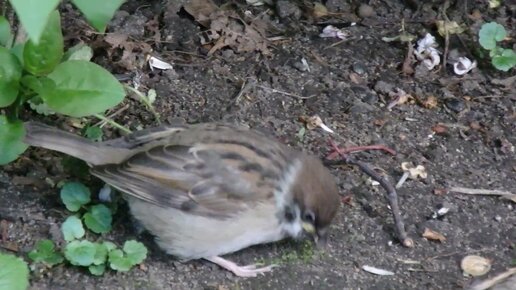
top-left (341, 195), bottom-right (353, 206)
top-left (373, 118), bottom-right (388, 126)
top-left (461, 255), bottom-right (492, 276)
top-left (422, 228), bottom-right (446, 242)
top-left (184, 0), bottom-right (270, 55)
top-left (431, 124), bottom-right (448, 135)
top-left (433, 188), bottom-right (448, 195)
top-left (422, 96), bottom-right (439, 109)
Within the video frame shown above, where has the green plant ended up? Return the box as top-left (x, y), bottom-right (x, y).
top-left (28, 181), bottom-right (148, 275)
top-left (0, 4), bottom-right (126, 165)
top-left (478, 22), bottom-right (516, 71)
top-left (0, 252), bottom-right (29, 290)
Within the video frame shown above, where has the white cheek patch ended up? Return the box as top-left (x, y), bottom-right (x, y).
top-left (273, 159), bottom-right (304, 238)
top-left (280, 205), bottom-right (303, 238)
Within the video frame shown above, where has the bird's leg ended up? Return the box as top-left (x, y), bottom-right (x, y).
top-left (204, 256), bottom-right (277, 278)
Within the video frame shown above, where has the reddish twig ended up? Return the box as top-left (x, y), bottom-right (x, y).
top-left (326, 145), bottom-right (396, 160)
top-left (326, 139), bottom-right (414, 248)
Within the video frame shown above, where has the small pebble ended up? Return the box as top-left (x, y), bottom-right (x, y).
top-left (494, 215), bottom-right (502, 222)
top-left (352, 62), bottom-right (367, 75)
top-left (357, 4), bottom-right (374, 18)
top-left (445, 98), bottom-right (466, 113)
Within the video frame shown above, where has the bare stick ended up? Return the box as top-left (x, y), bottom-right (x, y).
top-left (468, 268), bottom-right (516, 290)
top-left (449, 187), bottom-right (516, 202)
top-left (327, 139), bottom-right (414, 247)
top-left (326, 145), bottom-right (396, 160)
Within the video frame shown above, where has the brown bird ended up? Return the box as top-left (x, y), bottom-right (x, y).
top-left (24, 121), bottom-right (340, 277)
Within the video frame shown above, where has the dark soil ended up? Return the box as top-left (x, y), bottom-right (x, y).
top-left (1, 0), bottom-right (515, 289)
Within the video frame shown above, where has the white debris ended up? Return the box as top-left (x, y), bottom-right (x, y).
top-left (319, 25), bottom-right (348, 40)
top-left (148, 56), bottom-right (173, 71)
top-left (414, 33), bottom-right (441, 70)
top-left (362, 265), bottom-right (395, 276)
top-left (453, 57), bottom-right (477, 75)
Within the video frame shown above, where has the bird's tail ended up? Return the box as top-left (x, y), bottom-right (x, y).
top-left (24, 122), bottom-right (130, 166)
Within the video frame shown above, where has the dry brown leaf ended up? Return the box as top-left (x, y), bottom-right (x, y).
top-left (183, 0), bottom-right (218, 27)
top-left (422, 95), bottom-right (439, 109)
top-left (373, 118), bottom-right (388, 127)
top-left (104, 33), bottom-right (152, 70)
top-left (184, 0), bottom-right (269, 55)
top-left (433, 188), bottom-right (448, 196)
top-left (431, 124), bottom-right (448, 135)
top-left (422, 228), bottom-right (446, 242)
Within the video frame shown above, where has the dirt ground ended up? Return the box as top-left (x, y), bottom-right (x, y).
top-left (1, 0), bottom-right (515, 289)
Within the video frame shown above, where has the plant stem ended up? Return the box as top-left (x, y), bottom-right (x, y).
top-left (93, 114), bottom-right (131, 134)
top-left (124, 85), bottom-right (161, 125)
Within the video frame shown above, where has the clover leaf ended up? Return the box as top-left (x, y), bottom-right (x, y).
top-left (479, 22), bottom-right (506, 50)
top-left (84, 204), bottom-right (112, 234)
top-left (64, 240), bottom-right (97, 266)
top-left (60, 182), bottom-right (91, 212)
top-left (0, 253), bottom-right (29, 290)
top-left (28, 239), bottom-right (64, 266)
top-left (61, 215), bottom-right (85, 242)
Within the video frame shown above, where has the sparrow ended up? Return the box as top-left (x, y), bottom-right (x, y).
top-left (23, 120), bottom-right (340, 277)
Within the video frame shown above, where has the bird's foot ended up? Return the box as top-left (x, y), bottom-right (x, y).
top-left (205, 256), bottom-right (277, 278)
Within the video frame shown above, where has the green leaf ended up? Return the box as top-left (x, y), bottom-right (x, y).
top-left (10, 43), bottom-right (25, 66)
top-left (108, 249), bottom-right (132, 272)
top-left (0, 46), bottom-right (22, 107)
top-left (61, 215), bottom-right (85, 241)
top-left (0, 16), bottom-right (12, 47)
top-left (41, 60), bottom-right (125, 117)
top-left (88, 264), bottom-right (106, 276)
top-left (92, 242), bottom-right (109, 265)
top-left (123, 240), bottom-right (147, 265)
top-left (0, 252), bottom-right (29, 290)
top-left (84, 204), bottom-right (112, 234)
top-left (102, 241), bottom-right (117, 252)
top-left (23, 10), bottom-right (64, 75)
top-left (71, 0), bottom-right (125, 32)
top-left (28, 239), bottom-right (64, 266)
top-left (479, 22), bottom-right (506, 50)
top-left (63, 43), bottom-right (93, 61)
top-left (60, 181), bottom-right (91, 211)
top-left (64, 240), bottom-right (97, 266)
top-left (84, 125), bottom-right (103, 141)
top-left (492, 49), bottom-right (516, 72)
top-left (8, 0), bottom-right (60, 44)
top-left (0, 116), bottom-right (28, 165)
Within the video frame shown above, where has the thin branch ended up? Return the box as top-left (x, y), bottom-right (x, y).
top-left (327, 139), bottom-right (414, 247)
top-left (93, 114), bottom-right (132, 134)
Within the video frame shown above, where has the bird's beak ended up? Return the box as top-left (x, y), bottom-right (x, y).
top-left (302, 221), bottom-right (315, 235)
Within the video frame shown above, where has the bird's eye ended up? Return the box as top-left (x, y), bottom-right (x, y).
top-left (303, 210), bottom-right (315, 223)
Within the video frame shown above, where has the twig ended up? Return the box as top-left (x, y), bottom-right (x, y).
top-left (125, 85), bottom-right (162, 125)
top-left (326, 145), bottom-right (396, 160)
top-left (327, 139), bottom-right (414, 247)
top-left (449, 187), bottom-right (513, 196)
top-left (256, 85), bottom-right (316, 99)
top-left (468, 268), bottom-right (516, 290)
top-left (402, 41), bottom-right (415, 75)
top-left (440, 0), bottom-right (451, 73)
top-left (93, 104), bottom-right (130, 127)
top-left (449, 186), bottom-right (516, 202)
top-left (93, 114), bottom-right (132, 134)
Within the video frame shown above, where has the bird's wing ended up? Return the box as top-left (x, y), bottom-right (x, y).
top-left (91, 124), bottom-right (292, 217)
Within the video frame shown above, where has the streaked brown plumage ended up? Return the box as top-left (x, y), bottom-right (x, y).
top-left (24, 120), bottom-right (340, 277)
